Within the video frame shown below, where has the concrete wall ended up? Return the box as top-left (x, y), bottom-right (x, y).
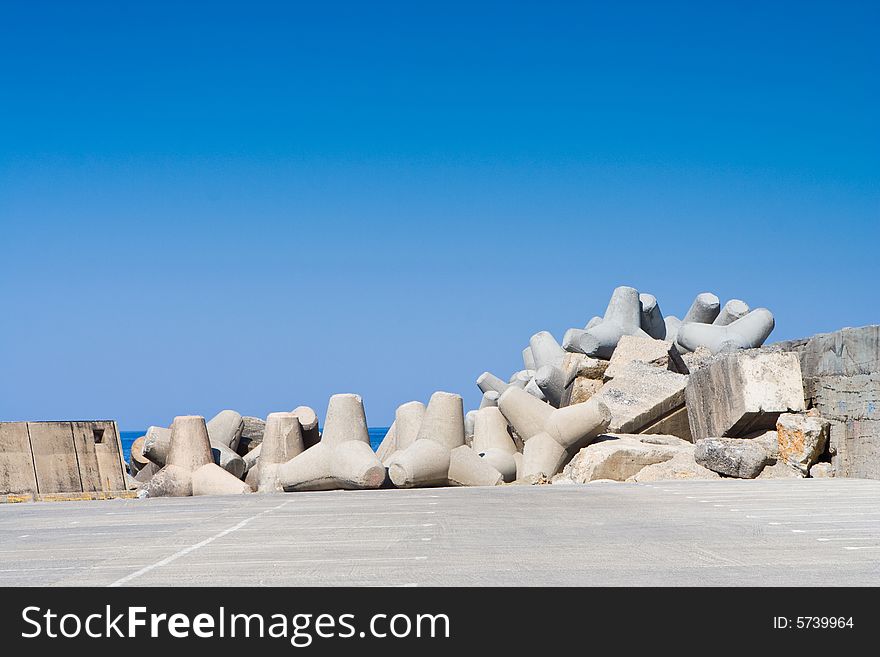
top-left (0, 421), bottom-right (126, 495)
top-left (770, 326), bottom-right (880, 479)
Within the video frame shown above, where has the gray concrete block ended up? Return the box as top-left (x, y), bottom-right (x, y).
top-left (603, 335), bottom-right (688, 380)
top-left (694, 437), bottom-right (772, 479)
top-left (686, 351), bottom-right (805, 441)
top-left (592, 362), bottom-right (689, 434)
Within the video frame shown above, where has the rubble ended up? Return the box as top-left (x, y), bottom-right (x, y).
top-left (13, 290), bottom-right (879, 503)
top-left (592, 362), bottom-right (689, 435)
top-left (559, 434), bottom-right (700, 483)
top-left (776, 412), bottom-right (829, 475)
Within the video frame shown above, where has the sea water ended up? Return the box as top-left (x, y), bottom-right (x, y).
top-left (119, 428), bottom-right (390, 464)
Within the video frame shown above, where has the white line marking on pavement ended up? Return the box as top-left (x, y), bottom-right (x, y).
top-left (816, 537), bottom-right (880, 542)
top-left (237, 523), bottom-right (435, 532)
top-left (791, 527), bottom-right (880, 533)
top-left (108, 501), bottom-right (291, 587)
top-left (843, 546), bottom-right (880, 551)
top-left (748, 511), bottom-right (880, 519)
top-left (769, 519), bottom-right (880, 526)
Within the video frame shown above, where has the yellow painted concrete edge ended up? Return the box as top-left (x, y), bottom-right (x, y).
top-left (0, 490), bottom-right (137, 504)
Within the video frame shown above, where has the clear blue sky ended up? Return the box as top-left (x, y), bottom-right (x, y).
top-left (1, 1), bottom-right (877, 429)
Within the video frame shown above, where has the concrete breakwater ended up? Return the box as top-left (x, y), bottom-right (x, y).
top-left (2, 286), bottom-right (878, 500)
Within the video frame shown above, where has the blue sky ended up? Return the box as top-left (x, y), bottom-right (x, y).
top-left (1, 1), bottom-right (877, 429)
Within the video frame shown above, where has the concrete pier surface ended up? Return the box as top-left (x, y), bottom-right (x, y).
top-left (1, 479), bottom-right (879, 587)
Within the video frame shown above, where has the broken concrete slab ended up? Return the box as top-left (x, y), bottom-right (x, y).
top-left (237, 416), bottom-right (265, 455)
top-left (776, 413), bottom-right (829, 475)
top-left (569, 377), bottom-right (604, 406)
top-left (694, 437), bottom-right (772, 479)
top-left (686, 350), bottom-right (805, 442)
top-left (592, 361), bottom-right (689, 434)
top-left (603, 335), bottom-right (688, 380)
top-left (561, 433), bottom-right (694, 483)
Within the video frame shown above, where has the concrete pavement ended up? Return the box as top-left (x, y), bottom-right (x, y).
top-left (1, 478), bottom-right (879, 586)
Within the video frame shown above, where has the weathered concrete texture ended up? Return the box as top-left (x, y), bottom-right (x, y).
top-left (686, 351), bottom-right (805, 442)
top-left (694, 437), bottom-right (772, 479)
top-left (0, 423), bottom-right (39, 494)
top-left (237, 416), bottom-right (266, 455)
top-left (0, 421), bottom-right (126, 496)
top-left (681, 346), bottom-right (713, 372)
top-left (562, 352), bottom-right (608, 386)
top-left (776, 413), bottom-right (829, 475)
top-left (603, 335), bottom-right (688, 380)
top-left (637, 406), bottom-right (693, 442)
top-left (772, 326), bottom-right (880, 480)
top-left (629, 450), bottom-right (719, 482)
top-left (784, 325), bottom-right (880, 379)
top-left (278, 394), bottom-right (385, 491)
top-left (810, 374), bottom-right (880, 479)
top-left (592, 362), bottom-right (689, 435)
top-left (560, 434), bottom-right (700, 483)
top-left (757, 461), bottom-right (805, 479)
top-left (568, 377), bottom-right (603, 406)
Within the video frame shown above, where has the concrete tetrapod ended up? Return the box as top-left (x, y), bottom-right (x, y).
top-left (241, 408), bottom-right (319, 466)
top-left (277, 394), bottom-right (386, 491)
top-left (675, 292), bottom-right (720, 353)
top-left (529, 331), bottom-right (567, 407)
top-left (480, 391), bottom-right (500, 409)
top-left (476, 371), bottom-right (510, 395)
top-left (639, 293), bottom-right (667, 340)
top-left (522, 346), bottom-right (537, 371)
top-left (206, 410), bottom-right (244, 452)
top-left (255, 412), bottom-right (305, 492)
top-left (383, 401), bottom-right (427, 467)
top-left (508, 370), bottom-right (533, 389)
top-left (143, 416), bottom-right (252, 497)
top-left (563, 286), bottom-right (650, 359)
top-left (677, 308), bottom-right (775, 355)
top-left (143, 419), bottom-right (246, 479)
top-left (472, 407), bottom-right (518, 482)
top-left (713, 299), bottom-right (750, 326)
top-left (389, 392), bottom-right (503, 488)
top-left (292, 406), bottom-right (321, 449)
top-left (497, 386), bottom-right (611, 477)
